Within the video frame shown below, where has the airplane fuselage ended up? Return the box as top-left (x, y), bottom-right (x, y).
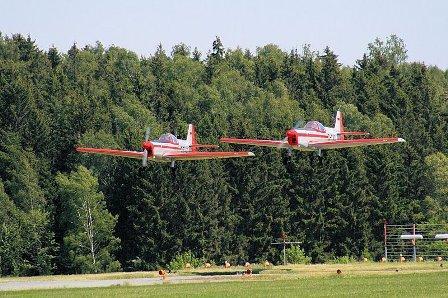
top-left (285, 126), bottom-right (339, 151)
top-left (145, 139), bottom-right (192, 162)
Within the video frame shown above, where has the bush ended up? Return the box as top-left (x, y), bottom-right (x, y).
top-left (361, 248), bottom-right (373, 262)
top-left (330, 255), bottom-right (357, 264)
top-left (285, 246), bottom-right (311, 264)
top-left (168, 251), bottom-right (202, 271)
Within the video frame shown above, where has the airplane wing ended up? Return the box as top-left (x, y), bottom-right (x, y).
top-left (76, 147), bottom-right (143, 159)
top-left (309, 137), bottom-right (405, 150)
top-left (220, 137), bottom-right (287, 148)
top-left (163, 151), bottom-right (255, 161)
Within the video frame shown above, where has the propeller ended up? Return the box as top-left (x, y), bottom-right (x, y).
top-left (171, 127), bottom-right (177, 168)
top-left (293, 119), bottom-right (306, 129)
top-left (142, 127), bottom-right (151, 167)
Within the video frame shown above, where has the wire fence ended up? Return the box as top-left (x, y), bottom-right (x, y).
top-left (384, 222), bottom-right (448, 261)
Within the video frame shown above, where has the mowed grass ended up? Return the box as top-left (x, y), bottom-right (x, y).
top-left (0, 261), bottom-right (444, 283)
top-left (3, 270), bottom-right (448, 297)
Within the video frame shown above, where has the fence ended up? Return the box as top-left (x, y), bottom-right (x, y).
top-left (384, 222), bottom-right (448, 261)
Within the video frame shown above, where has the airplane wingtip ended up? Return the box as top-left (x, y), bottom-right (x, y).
top-left (398, 138), bottom-right (406, 143)
top-left (248, 152), bottom-right (255, 157)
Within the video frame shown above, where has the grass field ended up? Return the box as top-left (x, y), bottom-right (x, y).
top-left (2, 262), bottom-right (448, 297)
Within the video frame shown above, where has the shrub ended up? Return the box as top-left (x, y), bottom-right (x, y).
top-left (168, 251), bottom-right (202, 271)
top-left (361, 248), bottom-right (373, 261)
top-left (285, 246), bottom-right (311, 264)
top-left (330, 255), bottom-right (357, 264)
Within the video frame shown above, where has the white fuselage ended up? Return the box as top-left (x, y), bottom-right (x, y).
top-left (149, 139), bottom-right (190, 161)
top-left (285, 126), bottom-right (340, 151)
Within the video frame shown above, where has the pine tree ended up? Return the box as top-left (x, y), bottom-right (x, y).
top-left (319, 47), bottom-right (342, 109)
top-left (47, 46), bottom-right (61, 68)
top-left (204, 36), bottom-right (225, 83)
top-left (192, 47), bottom-right (201, 61)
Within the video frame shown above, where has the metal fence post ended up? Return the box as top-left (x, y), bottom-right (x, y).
top-left (413, 223), bottom-right (417, 262)
top-left (384, 220), bottom-right (388, 261)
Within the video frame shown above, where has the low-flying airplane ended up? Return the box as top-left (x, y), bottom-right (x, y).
top-left (77, 124), bottom-right (254, 167)
top-left (220, 111), bottom-right (405, 156)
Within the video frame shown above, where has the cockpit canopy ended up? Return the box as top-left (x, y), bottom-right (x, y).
top-left (157, 133), bottom-right (179, 144)
top-left (303, 121), bottom-right (326, 133)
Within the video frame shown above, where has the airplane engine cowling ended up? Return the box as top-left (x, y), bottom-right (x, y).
top-left (142, 141), bottom-right (155, 157)
top-left (286, 130), bottom-right (298, 146)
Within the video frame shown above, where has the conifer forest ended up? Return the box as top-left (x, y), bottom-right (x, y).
top-left (0, 33), bottom-right (447, 276)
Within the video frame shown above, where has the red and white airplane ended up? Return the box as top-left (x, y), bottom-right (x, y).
top-left (77, 124), bottom-right (254, 167)
top-left (220, 111), bottom-right (405, 156)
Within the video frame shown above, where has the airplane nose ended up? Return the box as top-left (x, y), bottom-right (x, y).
top-left (141, 140), bottom-right (154, 167)
top-left (142, 141), bottom-right (154, 151)
top-left (286, 129), bottom-right (298, 146)
top-left (286, 129), bottom-right (296, 138)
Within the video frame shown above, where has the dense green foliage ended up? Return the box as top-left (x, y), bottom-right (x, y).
top-left (285, 246), bottom-right (311, 264)
top-left (168, 251), bottom-right (203, 271)
top-left (0, 33), bottom-right (447, 275)
top-left (56, 166), bottom-right (121, 274)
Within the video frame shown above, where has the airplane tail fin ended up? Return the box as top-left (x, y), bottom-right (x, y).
top-left (334, 111), bottom-right (345, 140)
top-left (186, 124), bottom-right (197, 151)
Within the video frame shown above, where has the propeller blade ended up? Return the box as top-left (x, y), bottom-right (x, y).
top-left (145, 127), bottom-right (151, 142)
top-left (142, 149), bottom-right (148, 167)
top-left (293, 120), bottom-right (305, 129)
top-left (142, 127), bottom-right (150, 167)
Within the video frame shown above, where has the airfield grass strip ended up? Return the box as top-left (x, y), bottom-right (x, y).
top-left (1, 261), bottom-right (445, 282)
top-left (3, 270), bottom-right (448, 297)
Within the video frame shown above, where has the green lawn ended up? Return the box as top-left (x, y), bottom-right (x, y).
top-left (3, 271), bottom-right (448, 297)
